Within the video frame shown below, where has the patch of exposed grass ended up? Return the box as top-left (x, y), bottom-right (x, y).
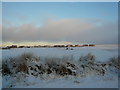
top-left (2, 53), bottom-right (119, 78)
top-left (2, 53), bottom-right (40, 75)
top-left (2, 63), bottom-right (10, 75)
top-left (106, 56), bottom-right (120, 70)
top-left (79, 53), bottom-right (95, 65)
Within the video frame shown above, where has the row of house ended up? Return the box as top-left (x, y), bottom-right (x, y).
top-left (2, 44), bottom-right (95, 49)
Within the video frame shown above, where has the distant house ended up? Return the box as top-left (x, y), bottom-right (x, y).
top-left (25, 46), bottom-right (31, 48)
top-left (54, 45), bottom-right (65, 47)
top-left (2, 47), bottom-right (10, 49)
top-left (34, 46), bottom-right (40, 48)
top-left (18, 46), bottom-right (25, 48)
top-left (82, 44), bottom-right (89, 47)
top-left (89, 44), bottom-right (95, 47)
top-left (74, 45), bottom-right (82, 47)
top-left (66, 45), bottom-right (74, 47)
top-left (8, 45), bottom-right (17, 48)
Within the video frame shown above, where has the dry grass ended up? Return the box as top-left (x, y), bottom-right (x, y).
top-left (2, 53), bottom-right (40, 75)
top-left (17, 63), bottom-right (28, 74)
top-left (106, 56), bottom-right (120, 70)
top-left (79, 53), bottom-right (95, 65)
top-left (2, 53), bottom-right (119, 77)
top-left (2, 60), bottom-right (11, 75)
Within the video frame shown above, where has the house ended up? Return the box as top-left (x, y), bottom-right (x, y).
top-left (8, 45), bottom-right (17, 48)
top-left (82, 44), bottom-right (89, 47)
top-left (89, 44), bottom-right (95, 47)
top-left (66, 45), bottom-right (74, 47)
top-left (18, 46), bottom-right (25, 48)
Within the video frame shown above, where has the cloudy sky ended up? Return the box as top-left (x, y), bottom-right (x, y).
top-left (2, 2), bottom-right (118, 46)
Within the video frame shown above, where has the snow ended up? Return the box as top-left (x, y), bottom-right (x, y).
top-left (1, 45), bottom-right (118, 62)
top-left (1, 44), bottom-right (119, 88)
top-left (3, 74), bottom-right (118, 88)
top-left (0, 74), bottom-right (1, 90)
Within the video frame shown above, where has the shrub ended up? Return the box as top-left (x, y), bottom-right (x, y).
top-left (107, 56), bottom-right (120, 70)
top-left (37, 56), bottom-right (77, 76)
top-left (2, 60), bottom-right (11, 75)
top-left (2, 53), bottom-right (118, 78)
top-left (17, 63), bottom-right (28, 74)
top-left (2, 53), bottom-right (40, 75)
top-left (78, 53), bottom-right (108, 76)
top-left (79, 53), bottom-right (95, 65)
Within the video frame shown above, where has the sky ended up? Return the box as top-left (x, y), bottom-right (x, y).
top-left (2, 2), bottom-right (118, 46)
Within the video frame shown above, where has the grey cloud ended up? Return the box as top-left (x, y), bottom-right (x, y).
top-left (2, 19), bottom-right (118, 44)
top-left (66, 22), bottom-right (118, 44)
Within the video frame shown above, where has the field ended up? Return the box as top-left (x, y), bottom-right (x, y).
top-left (1, 44), bottom-right (119, 88)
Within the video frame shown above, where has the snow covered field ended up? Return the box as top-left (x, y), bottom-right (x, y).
top-left (2, 44), bottom-right (118, 62)
top-left (1, 44), bottom-right (119, 88)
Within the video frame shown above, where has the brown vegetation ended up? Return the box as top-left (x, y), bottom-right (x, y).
top-left (2, 53), bottom-right (119, 78)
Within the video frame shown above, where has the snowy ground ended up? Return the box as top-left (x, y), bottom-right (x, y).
top-left (4, 74), bottom-right (118, 88)
top-left (0, 73), bottom-right (1, 90)
top-left (1, 44), bottom-right (119, 88)
top-left (2, 44), bottom-right (118, 62)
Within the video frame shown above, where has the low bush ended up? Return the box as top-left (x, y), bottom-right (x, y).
top-left (79, 53), bottom-right (95, 65)
top-left (2, 53), bottom-right (119, 78)
top-left (2, 53), bottom-right (40, 75)
top-left (2, 60), bottom-right (11, 75)
top-left (106, 56), bottom-right (120, 70)
top-left (28, 56), bottom-right (78, 77)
